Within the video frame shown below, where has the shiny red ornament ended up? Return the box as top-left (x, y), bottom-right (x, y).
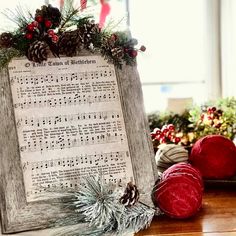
top-left (44, 20), bottom-right (52, 28)
top-left (190, 135), bottom-right (236, 179)
top-left (153, 163), bottom-right (203, 219)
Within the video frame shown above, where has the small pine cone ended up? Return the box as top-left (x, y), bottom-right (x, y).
top-left (111, 47), bottom-right (124, 59)
top-left (78, 21), bottom-right (100, 48)
top-left (0, 32), bottom-right (14, 48)
top-left (58, 30), bottom-right (81, 57)
top-left (120, 182), bottom-right (139, 207)
top-left (27, 40), bottom-right (49, 63)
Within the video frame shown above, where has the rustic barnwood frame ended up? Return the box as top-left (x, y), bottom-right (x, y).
top-left (0, 53), bottom-right (157, 233)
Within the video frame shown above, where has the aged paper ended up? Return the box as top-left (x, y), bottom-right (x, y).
top-left (8, 56), bottom-right (134, 202)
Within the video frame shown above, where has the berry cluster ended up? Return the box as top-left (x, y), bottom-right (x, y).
top-left (106, 33), bottom-right (146, 60)
top-left (25, 4), bottom-right (61, 43)
top-left (199, 106), bottom-right (223, 128)
top-left (151, 124), bottom-right (181, 145)
top-left (124, 45), bottom-right (146, 58)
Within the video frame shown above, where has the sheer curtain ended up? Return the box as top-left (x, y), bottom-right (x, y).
top-left (129, 0), bottom-right (221, 113)
top-left (221, 0), bottom-right (236, 97)
top-left (0, 0), bottom-right (46, 33)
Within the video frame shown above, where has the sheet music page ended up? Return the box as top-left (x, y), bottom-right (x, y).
top-left (8, 56), bottom-right (134, 202)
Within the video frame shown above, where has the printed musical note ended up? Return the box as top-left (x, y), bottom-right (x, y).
top-left (13, 69), bottom-right (115, 86)
top-left (8, 56), bottom-right (134, 202)
top-left (16, 111), bottom-right (121, 128)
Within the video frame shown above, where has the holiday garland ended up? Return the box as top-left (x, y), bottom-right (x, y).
top-left (0, 0), bottom-right (145, 69)
top-left (42, 176), bottom-right (157, 235)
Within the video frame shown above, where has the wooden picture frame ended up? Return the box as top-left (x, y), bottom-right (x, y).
top-left (0, 53), bottom-right (157, 233)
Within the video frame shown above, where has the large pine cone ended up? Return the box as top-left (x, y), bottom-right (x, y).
top-left (78, 21), bottom-right (100, 48)
top-left (0, 33), bottom-right (14, 48)
top-left (35, 4), bottom-right (61, 28)
top-left (27, 40), bottom-right (49, 63)
top-left (58, 30), bottom-right (81, 57)
top-left (120, 182), bottom-right (139, 207)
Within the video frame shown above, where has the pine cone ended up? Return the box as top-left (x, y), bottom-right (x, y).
top-left (58, 30), bottom-right (81, 57)
top-left (35, 4), bottom-right (61, 28)
top-left (0, 33), bottom-right (14, 48)
top-left (27, 40), bottom-right (49, 63)
top-left (78, 21), bottom-right (100, 48)
top-left (111, 47), bottom-right (124, 58)
top-left (120, 182), bottom-right (139, 207)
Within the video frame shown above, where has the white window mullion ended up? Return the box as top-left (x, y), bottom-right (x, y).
top-left (205, 0), bottom-right (222, 100)
top-left (220, 0), bottom-right (236, 97)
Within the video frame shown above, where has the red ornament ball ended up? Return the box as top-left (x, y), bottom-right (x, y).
top-left (153, 163), bottom-right (203, 219)
top-left (189, 135), bottom-right (236, 179)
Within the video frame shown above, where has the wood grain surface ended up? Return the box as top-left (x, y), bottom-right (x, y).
top-left (136, 188), bottom-right (236, 236)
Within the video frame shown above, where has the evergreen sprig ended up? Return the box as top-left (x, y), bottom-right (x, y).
top-left (0, 0), bottom-right (145, 69)
top-left (51, 176), bottom-right (155, 236)
top-left (0, 48), bottom-right (22, 69)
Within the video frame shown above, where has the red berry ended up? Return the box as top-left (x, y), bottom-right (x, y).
top-left (167, 124), bottom-right (175, 131)
top-left (27, 24), bottom-right (35, 32)
top-left (47, 29), bottom-right (55, 36)
top-left (162, 129), bottom-right (169, 135)
top-left (207, 115), bottom-right (213, 120)
top-left (35, 16), bottom-right (43, 23)
top-left (212, 106), bottom-right (217, 112)
top-left (160, 137), bottom-right (166, 144)
top-left (25, 33), bottom-right (33, 40)
top-left (154, 128), bottom-right (161, 135)
top-left (167, 133), bottom-right (173, 140)
top-left (174, 137), bottom-right (181, 144)
top-left (140, 45), bottom-right (146, 52)
top-left (44, 20), bottom-right (52, 28)
top-left (151, 133), bottom-right (156, 139)
top-left (207, 107), bottom-right (213, 114)
top-left (129, 50), bottom-right (138, 58)
top-left (52, 35), bottom-right (59, 43)
top-left (32, 21), bottom-right (39, 27)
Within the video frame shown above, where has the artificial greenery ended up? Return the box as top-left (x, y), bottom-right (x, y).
top-left (49, 177), bottom-right (155, 236)
top-left (189, 97), bottom-right (236, 142)
top-left (0, 0), bottom-right (145, 69)
top-left (148, 97), bottom-right (236, 149)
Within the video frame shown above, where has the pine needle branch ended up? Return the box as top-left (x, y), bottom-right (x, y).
top-left (59, 0), bottom-right (80, 32)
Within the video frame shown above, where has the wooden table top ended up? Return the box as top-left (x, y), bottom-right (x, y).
top-left (136, 187), bottom-right (236, 236)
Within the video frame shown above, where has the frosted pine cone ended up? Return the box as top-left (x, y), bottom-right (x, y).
top-left (78, 21), bottom-right (100, 48)
top-left (27, 40), bottom-right (49, 63)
